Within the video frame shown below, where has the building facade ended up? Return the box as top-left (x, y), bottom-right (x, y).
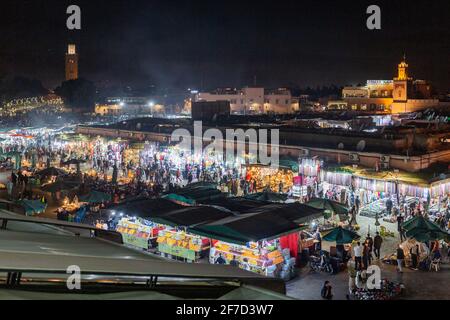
top-left (195, 87), bottom-right (298, 115)
top-left (339, 58), bottom-right (439, 113)
top-left (65, 44), bottom-right (79, 81)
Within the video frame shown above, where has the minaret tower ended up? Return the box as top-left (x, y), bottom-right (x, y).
top-left (393, 54), bottom-right (412, 102)
top-left (65, 44), bottom-right (79, 81)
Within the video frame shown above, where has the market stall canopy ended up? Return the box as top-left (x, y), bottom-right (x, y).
top-left (58, 133), bottom-right (89, 142)
top-left (150, 206), bottom-right (233, 228)
top-left (323, 164), bottom-right (438, 188)
top-left (190, 211), bottom-right (305, 245)
top-left (245, 202), bottom-right (324, 224)
top-left (163, 193), bottom-right (195, 205)
top-left (402, 216), bottom-right (449, 242)
top-left (79, 191), bottom-right (112, 204)
top-left (164, 182), bottom-right (222, 203)
top-left (322, 226), bottom-right (360, 244)
top-left (306, 198), bottom-right (349, 219)
top-left (108, 197), bottom-right (185, 218)
top-left (37, 167), bottom-right (66, 177)
top-left (244, 190), bottom-right (288, 203)
top-left (17, 199), bottom-right (47, 216)
top-left (200, 197), bottom-right (270, 214)
top-left (40, 180), bottom-right (79, 193)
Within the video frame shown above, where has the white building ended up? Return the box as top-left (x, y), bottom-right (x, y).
top-left (195, 87), bottom-right (298, 115)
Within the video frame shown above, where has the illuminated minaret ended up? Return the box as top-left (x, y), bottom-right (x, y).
top-left (65, 44), bottom-right (79, 81)
top-left (394, 54), bottom-right (412, 81)
top-left (393, 54), bottom-right (412, 102)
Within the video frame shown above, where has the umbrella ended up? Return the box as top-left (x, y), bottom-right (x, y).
top-left (402, 215), bottom-right (441, 232)
top-left (322, 226), bottom-right (360, 244)
top-left (37, 167), bottom-right (66, 177)
top-left (306, 198), bottom-right (349, 219)
top-left (41, 181), bottom-right (78, 193)
top-left (244, 190), bottom-right (288, 203)
top-left (18, 199), bottom-right (47, 216)
top-left (79, 191), bottom-right (112, 204)
top-left (402, 216), bottom-right (449, 242)
top-left (279, 155), bottom-right (299, 172)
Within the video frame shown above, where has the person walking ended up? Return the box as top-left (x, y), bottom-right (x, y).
top-left (410, 244), bottom-right (419, 270)
top-left (355, 196), bottom-right (360, 214)
top-left (354, 242), bottom-right (363, 271)
top-left (396, 244), bottom-right (404, 273)
top-left (362, 243), bottom-right (370, 269)
top-left (373, 232), bottom-right (383, 259)
top-left (397, 214), bottom-right (405, 241)
top-left (386, 197), bottom-right (393, 215)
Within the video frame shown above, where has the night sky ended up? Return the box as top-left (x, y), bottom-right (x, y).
top-left (0, 0), bottom-right (449, 91)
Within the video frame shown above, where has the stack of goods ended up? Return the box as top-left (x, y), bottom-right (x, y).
top-left (352, 280), bottom-right (403, 300)
top-left (359, 198), bottom-right (390, 218)
top-left (279, 248), bottom-right (297, 281)
top-left (157, 229), bottom-right (210, 261)
top-left (115, 217), bottom-right (155, 250)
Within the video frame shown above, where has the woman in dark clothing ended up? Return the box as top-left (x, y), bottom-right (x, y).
top-left (321, 281), bottom-right (333, 300)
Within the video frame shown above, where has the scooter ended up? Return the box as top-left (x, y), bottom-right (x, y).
top-left (309, 254), bottom-right (334, 274)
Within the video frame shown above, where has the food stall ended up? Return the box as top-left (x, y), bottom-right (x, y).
top-left (189, 209), bottom-right (307, 280)
top-left (150, 206), bottom-right (232, 262)
top-left (116, 216), bottom-right (164, 250)
top-left (156, 228), bottom-right (210, 262)
top-left (210, 240), bottom-right (288, 277)
top-left (245, 164), bottom-right (294, 193)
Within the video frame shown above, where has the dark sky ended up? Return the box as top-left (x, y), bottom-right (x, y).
top-left (0, 0), bottom-right (449, 91)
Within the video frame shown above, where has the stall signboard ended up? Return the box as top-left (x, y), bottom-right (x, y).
top-left (158, 243), bottom-right (196, 260)
top-left (122, 233), bottom-right (149, 250)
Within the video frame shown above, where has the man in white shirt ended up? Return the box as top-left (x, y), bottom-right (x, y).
top-left (353, 242), bottom-right (363, 270)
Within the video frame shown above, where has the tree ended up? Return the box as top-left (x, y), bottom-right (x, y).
top-left (54, 78), bottom-right (96, 112)
top-left (0, 76), bottom-right (48, 102)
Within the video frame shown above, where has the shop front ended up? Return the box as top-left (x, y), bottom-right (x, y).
top-left (293, 157), bottom-right (322, 198)
top-left (245, 164), bottom-right (294, 193)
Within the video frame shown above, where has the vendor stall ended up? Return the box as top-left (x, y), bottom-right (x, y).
top-left (157, 228), bottom-right (210, 262)
top-left (245, 164), bottom-right (293, 193)
top-left (294, 157), bottom-right (322, 198)
top-left (210, 239), bottom-right (290, 278)
top-left (116, 216), bottom-right (163, 250)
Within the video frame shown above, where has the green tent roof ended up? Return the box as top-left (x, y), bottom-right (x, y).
top-left (402, 216), bottom-right (449, 242)
top-left (322, 226), bottom-right (360, 244)
top-left (18, 199), bottom-right (47, 215)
